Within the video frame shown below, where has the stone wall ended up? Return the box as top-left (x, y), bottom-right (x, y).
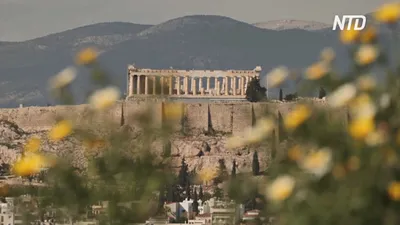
top-left (0, 100), bottom-right (347, 134)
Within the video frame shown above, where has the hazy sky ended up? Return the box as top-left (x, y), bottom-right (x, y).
top-left (0, 0), bottom-right (389, 41)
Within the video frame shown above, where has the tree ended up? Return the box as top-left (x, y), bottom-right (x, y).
top-left (319, 87), bottom-right (327, 99)
top-left (252, 151), bottom-right (260, 176)
top-left (192, 189), bottom-right (199, 215)
top-left (231, 160), bottom-right (236, 178)
top-left (166, 184), bottom-right (174, 202)
top-left (178, 158), bottom-right (189, 188)
top-left (213, 187), bottom-right (223, 200)
top-left (214, 159), bottom-right (228, 184)
top-left (156, 186), bottom-right (166, 215)
top-left (198, 186), bottom-right (204, 202)
top-left (185, 184), bottom-right (191, 200)
top-left (284, 92), bottom-right (298, 101)
top-left (279, 88), bottom-right (283, 101)
top-left (0, 163), bottom-right (10, 176)
top-left (245, 77), bottom-right (267, 102)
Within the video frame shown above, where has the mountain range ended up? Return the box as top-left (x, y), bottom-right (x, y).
top-left (0, 14), bottom-right (393, 107)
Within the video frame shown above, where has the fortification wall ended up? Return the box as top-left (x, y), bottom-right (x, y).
top-left (0, 100), bottom-right (347, 134)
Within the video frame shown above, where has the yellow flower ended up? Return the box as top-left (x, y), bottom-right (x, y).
top-left (305, 62), bottom-right (329, 80)
top-left (284, 104), bottom-right (312, 131)
top-left (83, 139), bottom-right (107, 150)
top-left (226, 136), bottom-right (246, 149)
top-left (255, 117), bottom-right (276, 134)
top-left (266, 175), bottom-right (295, 202)
top-left (355, 45), bottom-right (379, 66)
top-left (75, 47), bottom-right (98, 65)
top-left (347, 156), bottom-right (360, 171)
top-left (0, 184), bottom-right (8, 196)
top-left (299, 147), bottom-right (332, 178)
top-left (24, 137), bottom-right (41, 152)
top-left (360, 26), bottom-right (378, 43)
top-left (339, 24), bottom-right (360, 44)
top-left (332, 164), bottom-right (346, 180)
top-left (380, 93), bottom-right (391, 109)
top-left (242, 127), bottom-right (266, 145)
top-left (348, 117), bottom-right (375, 140)
top-left (382, 148), bottom-right (398, 166)
top-left (356, 75), bottom-right (376, 91)
top-left (226, 117), bottom-right (275, 148)
top-left (388, 181), bottom-right (400, 201)
top-left (320, 47), bottom-right (335, 64)
top-left (327, 83), bottom-right (357, 108)
top-left (49, 120), bottom-right (73, 141)
top-left (198, 168), bottom-right (218, 183)
top-left (365, 130), bottom-right (386, 146)
top-left (349, 93), bottom-right (376, 119)
top-left (265, 66), bottom-right (289, 88)
top-left (163, 103), bottom-right (184, 121)
top-left (48, 66), bottom-right (77, 89)
top-left (374, 2), bottom-right (400, 23)
top-left (287, 145), bottom-right (302, 161)
top-left (88, 86), bottom-right (121, 111)
top-left (12, 153), bottom-right (47, 177)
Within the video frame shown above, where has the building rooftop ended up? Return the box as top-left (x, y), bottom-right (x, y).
top-left (196, 213), bottom-right (211, 218)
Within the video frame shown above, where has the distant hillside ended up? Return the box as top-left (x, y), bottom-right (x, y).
top-left (0, 22), bottom-right (152, 107)
top-left (253, 20), bottom-right (330, 31)
top-left (0, 15), bottom-right (378, 107)
top-left (98, 15), bottom-right (347, 97)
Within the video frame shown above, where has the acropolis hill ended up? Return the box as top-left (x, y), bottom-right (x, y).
top-left (0, 66), bottom-right (347, 173)
top-left (0, 100), bottom-right (348, 173)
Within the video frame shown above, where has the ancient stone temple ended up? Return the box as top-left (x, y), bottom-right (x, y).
top-left (126, 65), bottom-right (262, 98)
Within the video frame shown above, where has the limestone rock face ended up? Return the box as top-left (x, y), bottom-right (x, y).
top-left (0, 120), bottom-right (275, 173)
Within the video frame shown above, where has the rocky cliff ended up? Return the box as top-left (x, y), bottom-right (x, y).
top-left (0, 100), bottom-right (344, 174)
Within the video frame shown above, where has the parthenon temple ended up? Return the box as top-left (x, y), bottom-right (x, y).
top-left (126, 65), bottom-right (262, 98)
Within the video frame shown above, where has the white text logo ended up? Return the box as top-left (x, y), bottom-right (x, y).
top-left (332, 15), bottom-right (366, 31)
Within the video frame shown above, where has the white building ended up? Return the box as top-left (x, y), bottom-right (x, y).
top-left (0, 197), bottom-right (22, 225)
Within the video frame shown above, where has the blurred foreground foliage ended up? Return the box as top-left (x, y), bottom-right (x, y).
top-left (5, 3), bottom-right (400, 225)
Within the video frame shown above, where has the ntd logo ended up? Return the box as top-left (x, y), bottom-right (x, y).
top-left (332, 15), bottom-right (367, 31)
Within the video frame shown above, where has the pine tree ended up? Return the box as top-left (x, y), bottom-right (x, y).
top-left (192, 188), bottom-right (199, 215)
top-left (185, 184), bottom-right (191, 200)
top-left (252, 151), bottom-right (260, 176)
top-left (214, 159), bottom-right (228, 184)
top-left (198, 186), bottom-right (204, 202)
top-left (213, 187), bottom-right (223, 200)
top-left (278, 112), bottom-right (286, 142)
top-left (166, 184), bottom-right (174, 202)
top-left (178, 158), bottom-right (189, 187)
top-left (245, 77), bottom-right (267, 102)
top-left (319, 87), bottom-right (327, 99)
top-left (157, 186), bottom-right (166, 215)
top-left (231, 160), bottom-right (236, 178)
top-left (279, 88), bottom-right (283, 101)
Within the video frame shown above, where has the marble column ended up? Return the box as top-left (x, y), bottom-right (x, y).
top-left (176, 77), bottom-right (180, 95)
top-left (225, 77), bottom-right (229, 96)
top-left (160, 77), bottom-right (164, 94)
top-left (136, 75), bottom-right (141, 94)
top-left (192, 78), bottom-right (197, 96)
top-left (185, 76), bottom-right (189, 95)
top-left (215, 77), bottom-right (218, 95)
top-left (232, 77), bottom-right (236, 96)
top-left (129, 75), bottom-right (134, 96)
top-left (152, 76), bottom-right (156, 95)
top-left (144, 76), bottom-right (148, 95)
top-left (240, 77), bottom-right (244, 95)
top-left (169, 76), bottom-right (173, 95)
top-left (216, 80), bottom-right (220, 95)
top-left (199, 77), bottom-right (203, 92)
top-left (207, 77), bottom-right (210, 94)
